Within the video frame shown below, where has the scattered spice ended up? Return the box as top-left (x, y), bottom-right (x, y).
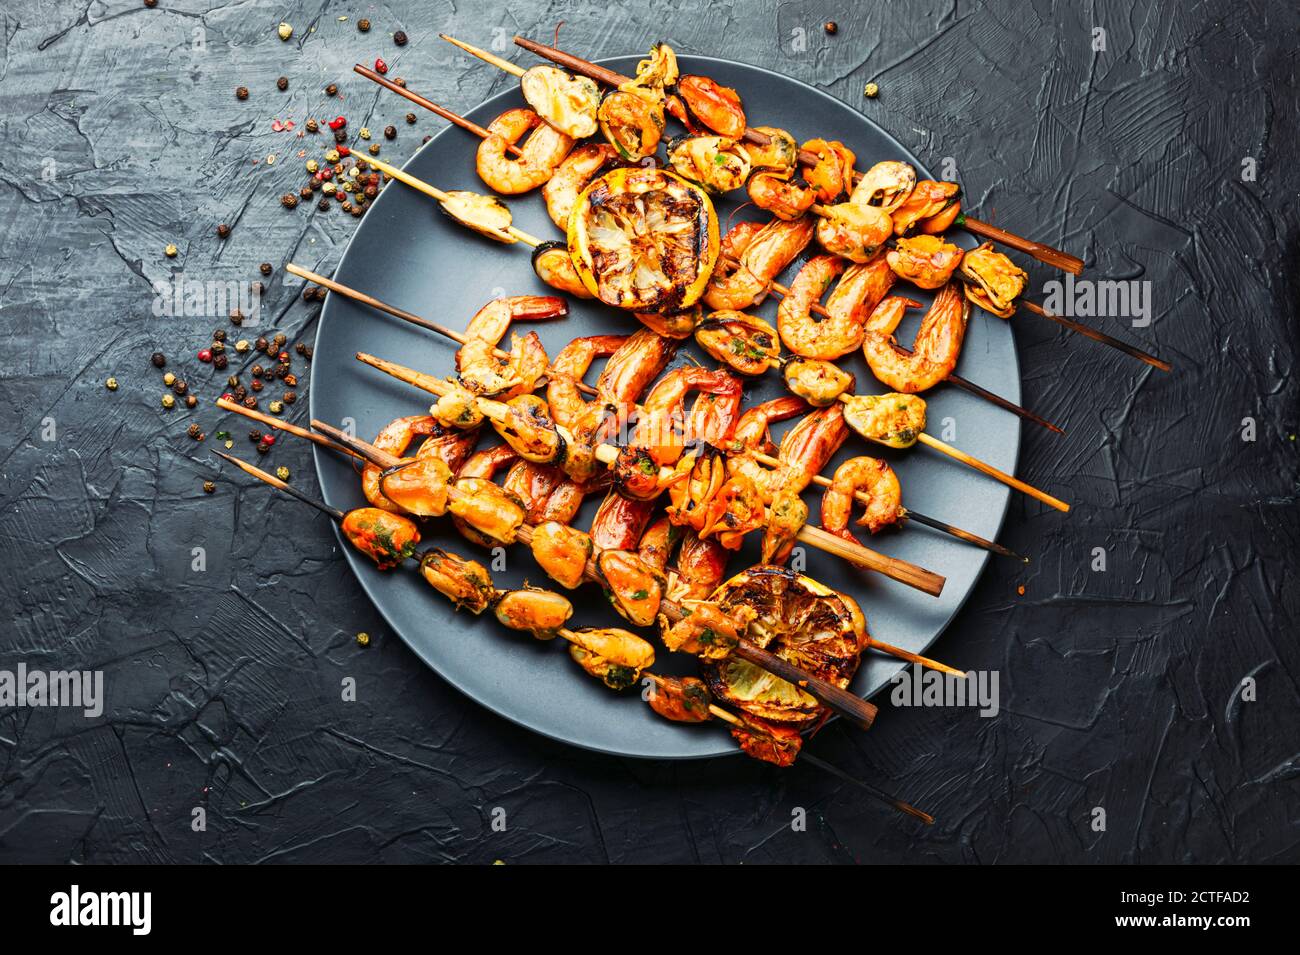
top-left (144, 0), bottom-right (157, 7)
top-left (305, 117), bottom-right (320, 134)
top-left (273, 333), bottom-right (287, 348)
top-left (213, 353), bottom-right (228, 370)
top-left (277, 76), bottom-right (289, 91)
top-left (280, 192), bottom-right (299, 209)
top-left (283, 390), bottom-right (297, 404)
top-left (212, 328), bottom-right (227, 342)
top-left (187, 423), bottom-right (202, 440)
top-left (374, 58), bottom-right (388, 75)
top-left (392, 77), bottom-right (406, 88)
top-left (318, 198), bottom-right (332, 211)
top-left (864, 82), bottom-right (879, 98)
top-left (249, 430), bottom-right (262, 443)
top-left (384, 125), bottom-right (396, 140)
top-left (358, 127), bottom-right (371, 140)
top-left (235, 86), bottom-right (249, 100)
top-left (243, 396), bottom-right (258, 410)
top-left (824, 21), bottom-right (838, 34)
top-left (163, 372), bottom-right (177, 387)
top-left (368, 143), bottom-right (380, 156)
top-left (161, 393), bottom-right (175, 409)
top-left (197, 348), bottom-right (212, 363)
top-left (216, 223), bottom-right (231, 239)
top-left (152, 351), bottom-right (166, 368)
top-left (229, 308), bottom-right (244, 326)
top-left (251, 379), bottom-right (264, 392)
top-left (164, 243), bottom-right (178, 258)
top-left (356, 632), bottom-right (371, 647)
top-left (358, 18), bottom-right (371, 32)
top-left (235, 339), bottom-right (250, 353)
top-left (276, 466), bottom-right (291, 480)
top-left (277, 22), bottom-right (293, 41)
top-left (172, 379), bottom-right (188, 396)
top-left (186, 395), bottom-right (198, 409)
top-left (325, 83), bottom-right (338, 97)
top-left (203, 481), bottom-right (216, 494)
top-left (256, 337), bottom-right (269, 352)
top-left (394, 30), bottom-right (408, 46)
top-left (105, 377), bottom-right (118, 390)
top-left (259, 262), bottom-right (273, 276)
top-left (328, 116), bottom-right (346, 131)
top-left (405, 112), bottom-right (417, 125)
top-left (305, 159), bottom-right (319, 174)
top-left (269, 400), bottom-right (284, 414)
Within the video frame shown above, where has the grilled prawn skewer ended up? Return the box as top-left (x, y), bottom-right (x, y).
top-left (354, 81), bottom-right (1062, 434)
top-left (213, 451), bottom-right (931, 820)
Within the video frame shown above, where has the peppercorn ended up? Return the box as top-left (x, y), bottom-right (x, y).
top-left (405, 112), bottom-right (417, 125)
top-left (251, 379), bottom-right (263, 392)
top-left (302, 345), bottom-right (313, 360)
top-left (212, 328), bottom-right (227, 343)
top-left (273, 333), bottom-right (287, 348)
top-left (173, 379), bottom-right (188, 395)
top-left (251, 363), bottom-right (264, 377)
top-left (864, 82), bottom-right (879, 98)
top-left (235, 86), bottom-right (249, 100)
top-left (211, 340), bottom-right (226, 354)
top-left (280, 192), bottom-right (299, 209)
top-left (342, 180), bottom-right (355, 194)
top-left (243, 396), bottom-right (258, 409)
top-left (357, 18), bottom-right (370, 31)
top-left (277, 22), bottom-right (292, 40)
top-left (217, 223), bottom-right (231, 239)
top-left (392, 77), bottom-right (406, 88)
top-left (383, 125), bottom-right (396, 140)
top-left (341, 201), bottom-right (354, 214)
top-left (256, 337), bottom-right (269, 352)
top-left (373, 58), bottom-right (388, 75)
top-left (364, 184), bottom-right (378, 199)
top-left (325, 83), bottom-right (338, 97)
top-left (248, 429), bottom-right (262, 443)
top-left (203, 480), bottom-right (216, 494)
top-left (187, 423), bottom-right (202, 439)
top-left (261, 434), bottom-right (276, 448)
top-left (269, 400), bottom-right (284, 414)
top-left (197, 348), bottom-right (212, 363)
top-left (394, 30), bottom-right (408, 46)
top-left (235, 340), bottom-right (250, 354)
top-left (105, 377), bottom-right (119, 390)
top-left (277, 76), bottom-right (289, 91)
top-left (257, 263), bottom-right (273, 278)
top-left (164, 243), bottom-right (178, 258)
top-left (368, 143), bottom-right (380, 156)
top-left (230, 308), bottom-right (244, 325)
top-left (305, 117), bottom-right (319, 133)
top-left (275, 363), bottom-right (290, 379)
top-left (334, 129), bottom-right (347, 144)
top-left (144, 0), bottom-right (157, 7)
top-left (422, 135), bottom-right (431, 144)
top-left (294, 342), bottom-right (307, 356)
top-left (185, 395), bottom-right (198, 409)
top-left (163, 371), bottom-right (177, 387)
top-left (151, 351), bottom-right (166, 368)
top-left (161, 393), bottom-right (175, 409)
top-left (824, 21), bottom-right (838, 34)
top-left (233, 385), bottom-right (247, 401)
top-left (318, 198), bottom-right (331, 211)
top-left (227, 375), bottom-right (240, 388)
top-left (356, 632), bottom-right (371, 647)
top-left (284, 373), bottom-right (299, 387)
top-left (213, 353), bottom-right (228, 370)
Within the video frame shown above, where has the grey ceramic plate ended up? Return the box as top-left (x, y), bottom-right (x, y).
top-left (309, 55), bottom-right (1019, 759)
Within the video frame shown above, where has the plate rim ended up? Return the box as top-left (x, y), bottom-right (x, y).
top-left (308, 52), bottom-right (1022, 759)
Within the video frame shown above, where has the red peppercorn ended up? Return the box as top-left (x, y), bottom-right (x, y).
top-left (338, 146), bottom-right (350, 157)
top-left (328, 116), bottom-right (347, 131)
top-left (374, 58), bottom-right (388, 75)
top-left (260, 434), bottom-right (275, 447)
top-left (198, 348), bottom-right (213, 363)
top-left (221, 393), bottom-right (234, 401)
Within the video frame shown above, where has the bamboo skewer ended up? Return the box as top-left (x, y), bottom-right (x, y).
top-left (355, 75), bottom-right (1065, 436)
top-left (214, 450), bottom-right (931, 819)
top-left (506, 34), bottom-right (1084, 275)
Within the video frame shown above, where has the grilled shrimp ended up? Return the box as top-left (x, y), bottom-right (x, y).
top-left (414, 419), bottom-right (481, 472)
top-left (543, 143), bottom-right (618, 229)
top-left (503, 459), bottom-right (583, 524)
top-left (776, 255), bottom-right (847, 359)
top-left (590, 489), bottom-right (656, 552)
top-left (548, 335), bottom-right (629, 429)
top-left (668, 530), bottom-right (729, 601)
top-left (361, 415), bottom-right (437, 512)
top-left (476, 108), bottom-right (576, 195)
top-left (456, 295), bottom-right (565, 399)
top-left (633, 367), bottom-right (742, 466)
top-left (673, 75), bottom-right (746, 138)
top-left (820, 456), bottom-right (902, 540)
top-left (726, 396), bottom-right (811, 499)
top-left (637, 516), bottom-right (681, 574)
top-left (774, 403), bottom-right (850, 494)
top-left (704, 216), bottom-right (816, 310)
top-left (861, 283), bottom-right (969, 393)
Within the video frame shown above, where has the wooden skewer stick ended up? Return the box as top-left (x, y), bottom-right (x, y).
top-left (352, 350), bottom-right (946, 597)
top-left (743, 447), bottom-right (1025, 561)
top-left (306, 418), bottom-right (882, 729)
top-left (507, 33), bottom-right (1084, 275)
top-left (1018, 298), bottom-right (1172, 373)
top-left (356, 74), bottom-right (1065, 436)
top-left (440, 33), bottom-right (527, 77)
top-left (285, 263), bottom-right (603, 398)
top-left (212, 450), bottom-right (913, 796)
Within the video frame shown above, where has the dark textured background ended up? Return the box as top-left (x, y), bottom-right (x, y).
top-left (1, 0), bottom-right (1296, 864)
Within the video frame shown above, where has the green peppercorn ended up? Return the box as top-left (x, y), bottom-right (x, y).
top-left (269, 400), bottom-right (284, 414)
top-left (164, 243), bottom-right (178, 258)
top-left (356, 632), bottom-right (371, 647)
top-left (105, 377), bottom-right (119, 390)
top-left (161, 393), bottom-right (175, 409)
top-left (163, 371), bottom-right (176, 386)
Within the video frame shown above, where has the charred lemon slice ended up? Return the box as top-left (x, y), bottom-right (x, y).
top-left (568, 167), bottom-right (719, 314)
top-left (701, 565), bottom-right (867, 725)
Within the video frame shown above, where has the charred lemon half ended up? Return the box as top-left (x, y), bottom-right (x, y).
top-left (567, 166), bottom-right (719, 314)
top-left (701, 565), bottom-right (867, 725)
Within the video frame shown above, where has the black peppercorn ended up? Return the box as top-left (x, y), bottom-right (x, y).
top-left (302, 286), bottom-right (316, 301)
top-left (259, 262), bottom-right (273, 276)
top-left (318, 198), bottom-right (331, 211)
top-left (357, 18), bottom-right (370, 31)
top-left (302, 345), bottom-right (313, 360)
top-left (280, 192), bottom-right (299, 209)
top-left (233, 386), bottom-right (247, 401)
top-left (384, 125), bottom-right (397, 140)
top-left (230, 308), bottom-right (243, 325)
top-left (216, 223), bottom-right (231, 238)
top-left (251, 363), bottom-right (264, 377)
top-left (151, 351), bottom-right (166, 368)
top-left (213, 328), bottom-right (227, 342)
top-left (299, 186), bottom-right (313, 200)
top-left (276, 76), bottom-right (289, 91)
top-left (273, 333), bottom-right (287, 348)
top-left (405, 112), bottom-right (417, 125)
top-left (422, 135), bottom-right (431, 144)
top-left (144, 0), bottom-right (157, 7)
top-left (325, 83), bottom-right (338, 96)
top-left (235, 86), bottom-right (249, 100)
top-left (187, 423), bottom-right (202, 439)
top-left (394, 30), bottom-right (408, 46)
top-left (255, 337), bottom-right (269, 352)
top-left (185, 395), bottom-right (198, 409)
top-left (243, 396), bottom-right (258, 409)
top-left (213, 353), bottom-right (228, 370)
top-left (334, 129), bottom-right (347, 144)
top-left (295, 342), bottom-right (307, 355)
top-left (824, 21), bottom-right (838, 34)
top-left (283, 391), bottom-right (297, 404)
top-left (249, 429), bottom-right (262, 443)
top-left (172, 379), bottom-right (187, 396)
